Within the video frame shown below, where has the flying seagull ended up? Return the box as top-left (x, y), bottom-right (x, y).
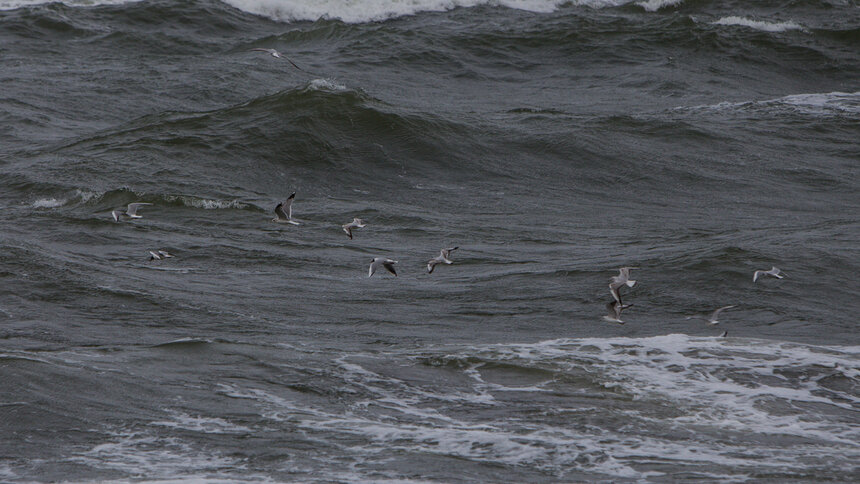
top-left (249, 48), bottom-right (305, 71)
top-left (686, 305), bottom-right (736, 325)
top-left (342, 218), bottom-right (367, 239)
top-left (272, 193), bottom-right (300, 225)
top-left (427, 247), bottom-right (458, 274)
top-left (368, 258), bottom-right (397, 277)
top-left (149, 250), bottom-right (174, 261)
top-left (609, 267), bottom-right (638, 304)
top-left (753, 266), bottom-right (785, 282)
top-left (603, 300), bottom-right (633, 324)
top-left (112, 202), bottom-right (152, 222)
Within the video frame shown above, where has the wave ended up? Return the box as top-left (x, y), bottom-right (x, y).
top-left (676, 91), bottom-right (860, 117)
top-left (0, 0), bottom-right (139, 10)
top-left (222, 0), bottom-right (571, 23)
top-left (635, 0), bottom-right (683, 12)
top-left (43, 79), bottom-right (503, 191)
top-left (150, 411), bottom-right (253, 434)
top-left (212, 334), bottom-right (860, 480)
top-left (31, 197), bottom-right (66, 208)
top-left (712, 16), bottom-right (806, 33)
top-left (25, 187), bottom-right (254, 211)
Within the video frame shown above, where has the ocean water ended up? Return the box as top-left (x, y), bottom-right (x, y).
top-left (1, 0), bottom-right (858, 482)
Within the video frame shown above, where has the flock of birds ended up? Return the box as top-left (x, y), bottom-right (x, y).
top-left (114, 47), bottom-right (790, 333)
top-left (603, 265), bottom-right (786, 335)
top-left (111, 193), bottom-right (787, 333)
top-left (112, 195), bottom-right (462, 277)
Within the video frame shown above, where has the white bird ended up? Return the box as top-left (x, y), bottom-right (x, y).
top-left (249, 48), bottom-right (305, 71)
top-left (342, 218), bottom-right (367, 239)
top-left (427, 247), bottom-right (458, 274)
top-left (603, 301), bottom-right (633, 324)
top-left (149, 250), bottom-right (174, 261)
top-left (753, 266), bottom-right (785, 282)
top-left (272, 193), bottom-right (300, 225)
top-left (609, 267), bottom-right (638, 304)
top-left (686, 305), bottom-right (736, 325)
top-left (112, 202), bottom-right (152, 222)
top-left (369, 257), bottom-right (397, 277)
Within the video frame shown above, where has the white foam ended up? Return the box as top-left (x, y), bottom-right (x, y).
top-left (72, 431), bottom-right (239, 478)
top-left (32, 198), bottom-right (65, 208)
top-left (0, 464), bottom-right (17, 480)
top-left (213, 335), bottom-right (859, 480)
top-left (0, 0), bottom-right (139, 10)
top-left (779, 91), bottom-right (860, 115)
top-left (74, 189), bottom-right (101, 203)
top-left (713, 16), bottom-right (806, 33)
top-left (163, 195), bottom-right (248, 210)
top-left (150, 412), bottom-right (253, 434)
top-left (480, 335), bottom-right (860, 444)
top-left (224, 0), bottom-right (586, 24)
top-left (307, 78), bottom-right (347, 92)
top-left (636, 0), bottom-right (683, 12)
top-left (679, 91), bottom-right (860, 116)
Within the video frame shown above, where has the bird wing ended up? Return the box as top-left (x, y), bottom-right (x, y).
top-left (609, 285), bottom-right (623, 304)
top-left (284, 56), bottom-right (305, 72)
top-left (286, 193), bottom-right (295, 219)
top-left (711, 305), bottom-right (736, 318)
top-left (274, 202), bottom-right (288, 220)
top-left (368, 261), bottom-right (377, 277)
top-left (383, 261), bottom-right (397, 276)
top-left (343, 226), bottom-right (353, 239)
top-left (441, 247), bottom-right (458, 259)
top-left (126, 203), bottom-right (151, 216)
top-left (112, 210), bottom-right (120, 222)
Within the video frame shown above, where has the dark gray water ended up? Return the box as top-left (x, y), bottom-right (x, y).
top-left (1, 0), bottom-right (859, 481)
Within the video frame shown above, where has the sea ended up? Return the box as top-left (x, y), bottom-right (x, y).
top-left (0, 0), bottom-right (858, 482)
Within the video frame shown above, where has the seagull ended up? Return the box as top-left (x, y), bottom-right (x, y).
top-left (342, 218), bottom-right (367, 239)
top-left (272, 193), bottom-right (300, 225)
top-left (427, 247), bottom-right (458, 274)
top-left (686, 305), bottom-right (736, 325)
top-left (249, 48), bottom-right (305, 71)
top-left (368, 257), bottom-right (397, 277)
top-left (609, 267), bottom-right (638, 304)
top-left (753, 266), bottom-right (785, 282)
top-left (112, 202), bottom-right (152, 222)
top-left (149, 250), bottom-right (174, 261)
top-left (603, 301), bottom-right (633, 324)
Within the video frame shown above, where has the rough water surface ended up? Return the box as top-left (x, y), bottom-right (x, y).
top-left (1, 0), bottom-right (858, 482)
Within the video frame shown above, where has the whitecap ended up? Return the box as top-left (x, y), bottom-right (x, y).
top-left (150, 412), bottom-right (253, 434)
top-left (713, 16), bottom-right (806, 33)
top-left (31, 198), bottom-right (65, 208)
top-left (224, 0), bottom-right (573, 24)
top-left (636, 0), bottom-right (684, 12)
top-left (307, 78), bottom-right (347, 92)
top-left (71, 431), bottom-right (239, 478)
top-left (0, 0), bottom-right (140, 10)
top-left (163, 195), bottom-right (248, 210)
top-left (677, 91), bottom-right (860, 116)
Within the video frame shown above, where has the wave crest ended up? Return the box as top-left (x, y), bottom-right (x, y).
top-left (713, 16), bottom-right (806, 33)
top-left (223, 0), bottom-right (606, 24)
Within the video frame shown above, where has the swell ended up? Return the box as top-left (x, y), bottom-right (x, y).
top-left (23, 80), bottom-right (508, 196)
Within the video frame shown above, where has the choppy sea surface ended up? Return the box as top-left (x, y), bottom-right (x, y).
top-left (1, 0), bottom-right (858, 482)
